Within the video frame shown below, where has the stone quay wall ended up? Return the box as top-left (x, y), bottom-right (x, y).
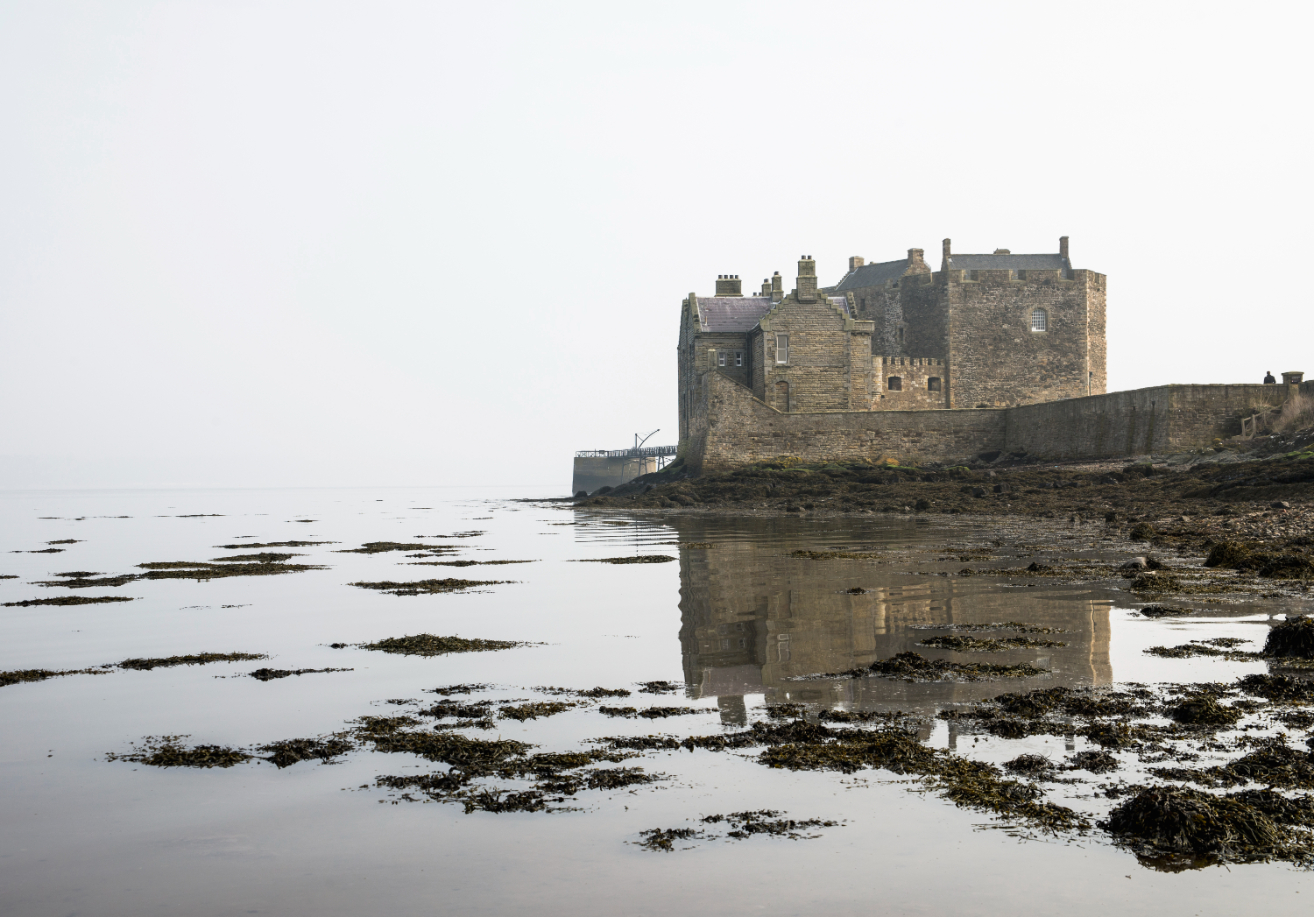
top-left (683, 371), bottom-right (1294, 472)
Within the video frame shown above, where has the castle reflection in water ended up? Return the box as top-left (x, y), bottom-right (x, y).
top-left (666, 516), bottom-right (1112, 728)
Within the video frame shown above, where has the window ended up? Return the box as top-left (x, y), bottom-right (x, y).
top-left (887, 376), bottom-right (903, 391)
top-left (734, 351), bottom-right (743, 367)
top-left (928, 377), bottom-right (941, 392)
top-left (717, 351), bottom-right (727, 367)
top-left (775, 333), bottom-right (789, 364)
top-left (1031, 308), bottom-right (1048, 332)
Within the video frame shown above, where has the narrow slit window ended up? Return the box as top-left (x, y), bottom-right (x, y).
top-left (887, 376), bottom-right (903, 391)
top-left (775, 334), bottom-right (789, 364)
top-left (1031, 308), bottom-right (1048, 332)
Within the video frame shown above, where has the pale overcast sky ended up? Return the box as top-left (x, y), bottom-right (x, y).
top-left (1, 1), bottom-right (1309, 490)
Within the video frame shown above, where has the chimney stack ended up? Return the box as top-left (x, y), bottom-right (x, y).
top-left (849, 256), bottom-right (865, 272)
top-left (715, 274), bottom-right (743, 297)
top-left (1059, 235), bottom-right (1069, 261)
top-left (770, 271), bottom-right (783, 303)
top-left (941, 238), bottom-right (952, 270)
top-left (760, 278), bottom-right (771, 297)
top-left (796, 255), bottom-right (817, 303)
top-left (907, 248), bottom-right (924, 267)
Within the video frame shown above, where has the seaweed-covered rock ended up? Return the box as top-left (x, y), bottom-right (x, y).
top-left (1168, 695), bottom-right (1243, 728)
top-left (1263, 615), bottom-right (1314, 659)
top-left (1129, 522), bottom-right (1156, 542)
top-left (1103, 786), bottom-right (1293, 863)
top-left (1204, 541), bottom-right (1253, 569)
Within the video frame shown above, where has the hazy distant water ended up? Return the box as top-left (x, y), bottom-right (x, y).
top-left (0, 487), bottom-right (1307, 917)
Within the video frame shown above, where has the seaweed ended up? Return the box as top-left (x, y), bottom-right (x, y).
top-left (108, 737), bottom-right (253, 769)
top-left (247, 667), bottom-right (352, 681)
top-left (215, 541), bottom-right (333, 549)
top-left (700, 810), bottom-right (837, 839)
top-left (1068, 750), bottom-right (1121, 773)
top-left (1139, 605), bottom-right (1193, 618)
top-left (426, 683), bottom-right (491, 696)
top-left (536, 686), bottom-right (631, 698)
top-left (137, 561), bottom-right (324, 580)
top-left (360, 634), bottom-right (529, 656)
top-left (1168, 695), bottom-right (1244, 727)
top-left (349, 578), bottom-right (508, 595)
top-left (789, 550), bottom-right (882, 560)
top-left (918, 634), bottom-right (1067, 651)
top-left (336, 542), bottom-right (436, 554)
top-left (117, 652), bottom-right (267, 671)
top-left (1005, 754), bottom-right (1057, 778)
top-left (500, 701), bottom-right (575, 721)
top-left (597, 705), bottom-right (709, 719)
top-left (1263, 616), bottom-right (1314, 659)
top-left (3, 595), bottom-right (135, 607)
top-left (211, 552), bottom-right (299, 563)
top-left (863, 651), bottom-right (1049, 682)
top-left (35, 574), bottom-right (137, 588)
top-left (1103, 785), bottom-right (1311, 866)
top-left (637, 827), bottom-right (703, 851)
top-left (260, 737), bottom-right (354, 768)
top-left (409, 560), bottom-right (535, 567)
top-left (0, 667), bottom-right (106, 688)
top-left (574, 556), bottom-right (675, 564)
top-left (636, 680), bottom-right (682, 694)
top-left (1236, 673), bottom-right (1314, 703)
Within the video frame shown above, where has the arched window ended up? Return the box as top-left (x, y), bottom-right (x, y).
top-left (928, 377), bottom-right (941, 392)
top-left (1031, 308), bottom-right (1048, 332)
top-left (887, 376), bottom-right (902, 391)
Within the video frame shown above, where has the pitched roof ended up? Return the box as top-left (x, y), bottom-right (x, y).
top-left (834, 259), bottom-right (909, 292)
top-left (697, 296), bottom-right (774, 332)
top-left (946, 253), bottom-right (1070, 272)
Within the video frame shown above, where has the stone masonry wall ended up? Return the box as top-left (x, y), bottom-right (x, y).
top-left (757, 297), bottom-right (873, 413)
top-left (684, 373), bottom-right (1293, 472)
top-left (691, 372), bottom-right (1005, 472)
top-left (897, 273), bottom-right (947, 361)
top-left (945, 269), bottom-right (1098, 409)
top-left (873, 357), bottom-right (948, 410)
top-left (1004, 383), bottom-right (1289, 459)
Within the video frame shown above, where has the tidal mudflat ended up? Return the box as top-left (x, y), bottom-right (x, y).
top-left (1, 486), bottom-right (1312, 916)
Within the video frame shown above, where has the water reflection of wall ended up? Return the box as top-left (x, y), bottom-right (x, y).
top-left (675, 522), bottom-right (1112, 715)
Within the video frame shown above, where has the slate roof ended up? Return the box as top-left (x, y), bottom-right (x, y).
top-left (834, 259), bottom-right (909, 292)
top-left (946, 253), bottom-right (1070, 273)
top-left (697, 296), bottom-right (774, 333)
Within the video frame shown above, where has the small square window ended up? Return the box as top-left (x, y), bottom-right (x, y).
top-left (928, 377), bottom-right (942, 392)
top-left (1031, 308), bottom-right (1048, 332)
top-left (717, 351), bottom-right (727, 367)
top-left (775, 334), bottom-right (789, 364)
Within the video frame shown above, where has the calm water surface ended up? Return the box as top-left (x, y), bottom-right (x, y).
top-left (0, 487), bottom-right (1308, 916)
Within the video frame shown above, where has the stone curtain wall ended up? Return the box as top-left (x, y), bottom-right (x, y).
top-left (683, 373), bottom-right (1292, 472)
top-left (945, 269), bottom-right (1099, 408)
top-left (1003, 384), bottom-right (1289, 459)
top-left (691, 372), bottom-right (1005, 471)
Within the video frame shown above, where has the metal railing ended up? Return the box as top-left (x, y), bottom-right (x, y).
top-left (575, 445), bottom-right (678, 459)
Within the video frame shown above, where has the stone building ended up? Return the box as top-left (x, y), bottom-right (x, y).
top-left (677, 237), bottom-right (1107, 446)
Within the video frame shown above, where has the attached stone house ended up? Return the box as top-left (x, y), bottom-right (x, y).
top-left (676, 238), bottom-right (1107, 450)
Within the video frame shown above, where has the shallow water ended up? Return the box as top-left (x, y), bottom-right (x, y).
top-left (1, 487), bottom-right (1310, 916)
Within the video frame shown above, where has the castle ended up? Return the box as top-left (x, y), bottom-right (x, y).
top-left (678, 238), bottom-right (1104, 441)
top-left (677, 238), bottom-right (1301, 471)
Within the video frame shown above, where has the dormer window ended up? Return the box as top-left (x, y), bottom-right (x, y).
top-left (1031, 308), bottom-right (1048, 332)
